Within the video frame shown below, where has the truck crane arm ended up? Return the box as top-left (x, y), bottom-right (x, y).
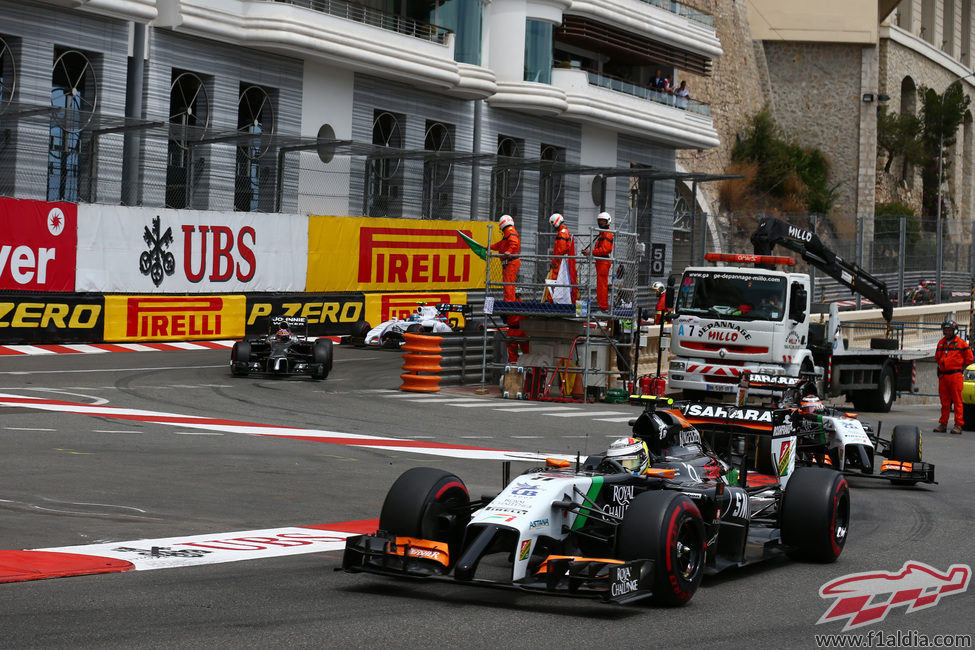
top-left (750, 216), bottom-right (894, 322)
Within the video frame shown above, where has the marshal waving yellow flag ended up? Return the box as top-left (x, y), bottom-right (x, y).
top-left (306, 216), bottom-right (497, 292)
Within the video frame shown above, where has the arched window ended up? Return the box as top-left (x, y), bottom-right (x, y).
top-left (48, 49), bottom-right (96, 202)
top-left (167, 71), bottom-right (210, 209)
top-left (422, 120), bottom-right (453, 219)
top-left (366, 110), bottom-right (404, 217)
top-left (234, 84), bottom-right (275, 212)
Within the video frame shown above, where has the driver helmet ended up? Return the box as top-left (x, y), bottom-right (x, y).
top-left (800, 395), bottom-right (824, 414)
top-left (942, 319), bottom-right (957, 336)
top-left (597, 211), bottom-right (612, 226)
top-left (651, 281), bottom-right (665, 295)
top-left (275, 328), bottom-right (291, 341)
top-left (498, 214), bottom-right (514, 230)
top-left (605, 437), bottom-right (650, 475)
top-left (549, 213), bottom-right (565, 229)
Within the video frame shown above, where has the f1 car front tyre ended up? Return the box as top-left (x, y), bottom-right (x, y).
top-left (890, 425), bottom-right (922, 462)
top-left (889, 425), bottom-right (922, 485)
top-left (617, 491), bottom-right (705, 607)
top-left (781, 467), bottom-right (850, 562)
top-left (231, 341), bottom-right (251, 377)
top-left (378, 468), bottom-right (471, 559)
top-left (312, 339), bottom-right (333, 380)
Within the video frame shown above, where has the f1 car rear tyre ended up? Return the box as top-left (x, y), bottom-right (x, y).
top-left (890, 425), bottom-right (921, 462)
top-left (312, 339), bottom-right (333, 380)
top-left (617, 491), bottom-right (705, 607)
top-left (231, 341), bottom-right (251, 377)
top-left (781, 467), bottom-right (849, 563)
top-left (379, 468), bottom-right (471, 557)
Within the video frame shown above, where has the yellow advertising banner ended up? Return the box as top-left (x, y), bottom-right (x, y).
top-left (364, 291), bottom-right (468, 328)
top-left (104, 295), bottom-right (245, 342)
top-left (307, 216), bottom-right (496, 292)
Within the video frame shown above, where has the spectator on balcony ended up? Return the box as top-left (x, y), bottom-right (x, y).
top-left (674, 80), bottom-right (690, 109)
top-left (651, 69), bottom-right (667, 91)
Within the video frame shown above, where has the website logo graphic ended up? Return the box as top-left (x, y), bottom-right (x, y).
top-left (818, 561), bottom-right (971, 631)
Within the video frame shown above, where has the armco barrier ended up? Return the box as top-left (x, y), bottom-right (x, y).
top-left (400, 333), bottom-right (444, 392)
top-left (437, 333), bottom-right (494, 385)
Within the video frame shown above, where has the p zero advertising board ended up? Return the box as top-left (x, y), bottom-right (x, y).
top-left (76, 206), bottom-right (308, 293)
top-left (244, 293), bottom-right (367, 337)
top-left (0, 294), bottom-right (104, 344)
top-left (103, 295), bottom-right (245, 342)
top-left (306, 216), bottom-right (494, 293)
top-left (0, 197), bottom-right (77, 292)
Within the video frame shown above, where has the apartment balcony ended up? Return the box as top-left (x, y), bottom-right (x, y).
top-left (550, 67), bottom-right (718, 148)
top-left (156, 0), bottom-right (496, 95)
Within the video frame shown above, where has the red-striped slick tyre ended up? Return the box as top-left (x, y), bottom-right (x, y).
top-left (378, 468), bottom-right (470, 559)
top-left (781, 467), bottom-right (850, 562)
top-left (230, 341), bottom-right (251, 377)
top-left (617, 491), bottom-right (705, 606)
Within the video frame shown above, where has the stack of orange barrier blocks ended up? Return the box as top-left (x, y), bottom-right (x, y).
top-left (399, 333), bottom-right (444, 392)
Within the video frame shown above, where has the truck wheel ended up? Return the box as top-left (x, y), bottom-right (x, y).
top-left (378, 467), bottom-right (470, 558)
top-left (311, 339), bottom-right (333, 380)
top-left (781, 467), bottom-right (850, 562)
top-left (231, 341), bottom-right (251, 377)
top-left (964, 404), bottom-right (975, 431)
top-left (869, 337), bottom-right (899, 350)
top-left (617, 492), bottom-right (705, 606)
top-left (852, 365), bottom-right (894, 413)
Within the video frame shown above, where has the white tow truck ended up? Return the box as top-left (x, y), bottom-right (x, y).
top-left (666, 217), bottom-right (916, 412)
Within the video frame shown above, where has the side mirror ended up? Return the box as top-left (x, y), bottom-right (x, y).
top-left (789, 284), bottom-right (808, 322)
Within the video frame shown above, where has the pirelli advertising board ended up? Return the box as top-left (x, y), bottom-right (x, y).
top-left (103, 295), bottom-right (245, 342)
top-left (307, 216), bottom-right (495, 292)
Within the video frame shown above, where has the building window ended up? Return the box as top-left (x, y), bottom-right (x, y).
top-left (0, 36), bottom-right (15, 111)
top-left (48, 49), bottom-right (97, 202)
top-left (366, 110), bottom-right (404, 217)
top-left (430, 0), bottom-right (482, 64)
top-left (167, 71), bottom-right (211, 209)
top-left (537, 143), bottom-right (564, 232)
top-left (234, 84), bottom-right (275, 212)
top-left (491, 135), bottom-right (523, 223)
top-left (423, 120), bottom-right (453, 220)
top-left (525, 20), bottom-right (553, 84)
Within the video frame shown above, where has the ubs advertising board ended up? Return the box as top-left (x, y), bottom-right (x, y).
top-left (0, 198), bottom-right (77, 292)
top-left (75, 206), bottom-right (308, 293)
top-left (306, 216), bottom-right (495, 292)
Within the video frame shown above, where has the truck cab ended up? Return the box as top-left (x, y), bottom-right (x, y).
top-left (667, 264), bottom-right (814, 397)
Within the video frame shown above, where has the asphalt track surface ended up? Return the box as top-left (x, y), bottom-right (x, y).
top-left (0, 345), bottom-right (973, 649)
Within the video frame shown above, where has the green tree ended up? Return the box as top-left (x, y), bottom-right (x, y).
top-left (731, 109), bottom-right (837, 214)
top-left (876, 106), bottom-right (925, 182)
top-left (919, 82), bottom-right (971, 219)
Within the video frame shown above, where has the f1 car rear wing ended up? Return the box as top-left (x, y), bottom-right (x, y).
top-left (750, 216), bottom-right (894, 322)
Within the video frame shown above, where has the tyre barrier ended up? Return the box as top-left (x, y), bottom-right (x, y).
top-left (400, 333), bottom-right (445, 392)
top-left (437, 333), bottom-right (495, 386)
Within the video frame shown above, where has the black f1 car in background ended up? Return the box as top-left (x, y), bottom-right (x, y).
top-left (343, 396), bottom-right (849, 606)
top-left (230, 316), bottom-right (333, 380)
top-left (728, 373), bottom-right (936, 486)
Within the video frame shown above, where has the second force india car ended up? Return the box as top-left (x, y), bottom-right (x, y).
top-left (734, 373), bottom-right (936, 486)
top-left (230, 316), bottom-right (333, 380)
top-left (343, 397), bottom-right (849, 606)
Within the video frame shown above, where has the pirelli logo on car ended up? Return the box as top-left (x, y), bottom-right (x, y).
top-left (104, 295), bottom-right (245, 342)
